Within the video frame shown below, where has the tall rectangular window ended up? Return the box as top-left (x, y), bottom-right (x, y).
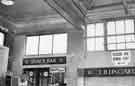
top-left (26, 36), bottom-right (39, 55)
top-left (39, 35), bottom-right (52, 54)
top-left (53, 34), bottom-right (67, 54)
top-left (0, 32), bottom-right (4, 46)
top-left (87, 23), bottom-right (104, 51)
top-left (107, 19), bottom-right (135, 50)
top-left (26, 33), bottom-right (67, 55)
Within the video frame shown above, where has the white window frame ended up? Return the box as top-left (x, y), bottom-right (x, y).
top-left (107, 19), bottom-right (135, 50)
top-left (25, 33), bottom-right (67, 56)
top-left (0, 32), bottom-right (5, 46)
top-left (87, 23), bottom-right (105, 51)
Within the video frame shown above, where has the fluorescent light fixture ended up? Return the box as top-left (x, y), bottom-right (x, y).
top-left (1, 0), bottom-right (15, 6)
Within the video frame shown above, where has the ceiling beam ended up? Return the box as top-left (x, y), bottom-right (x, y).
top-left (87, 1), bottom-right (135, 10)
top-left (88, 0), bottom-right (96, 9)
top-left (44, 0), bottom-right (85, 31)
top-left (87, 2), bottom-right (135, 23)
top-left (15, 22), bottom-right (75, 35)
top-left (72, 0), bottom-right (87, 16)
top-left (122, 0), bottom-right (129, 14)
top-left (79, 0), bottom-right (95, 10)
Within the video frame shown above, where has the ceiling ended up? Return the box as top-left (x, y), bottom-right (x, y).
top-left (0, 0), bottom-right (135, 34)
top-left (0, 0), bottom-right (70, 34)
top-left (0, 0), bottom-right (57, 20)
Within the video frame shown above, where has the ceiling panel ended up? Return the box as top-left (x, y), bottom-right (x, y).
top-left (94, 0), bottom-right (133, 6)
top-left (94, 0), bottom-right (121, 6)
top-left (0, 0), bottom-right (57, 20)
top-left (0, 0), bottom-right (134, 34)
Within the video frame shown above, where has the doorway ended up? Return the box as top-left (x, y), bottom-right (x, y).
top-left (23, 68), bottom-right (49, 86)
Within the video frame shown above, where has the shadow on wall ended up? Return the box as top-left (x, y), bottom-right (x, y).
top-left (0, 77), bottom-right (5, 86)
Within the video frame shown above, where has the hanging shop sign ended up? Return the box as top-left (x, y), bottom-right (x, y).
top-left (78, 67), bottom-right (135, 77)
top-left (23, 56), bottom-right (66, 65)
top-left (50, 67), bottom-right (65, 73)
top-left (111, 51), bottom-right (131, 66)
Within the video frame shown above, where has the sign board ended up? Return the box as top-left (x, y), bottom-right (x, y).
top-left (23, 56), bottom-right (66, 65)
top-left (78, 67), bottom-right (135, 77)
top-left (111, 51), bottom-right (130, 66)
top-left (50, 67), bottom-right (65, 73)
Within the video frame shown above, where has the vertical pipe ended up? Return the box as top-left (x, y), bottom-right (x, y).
top-left (104, 21), bottom-right (108, 51)
top-left (83, 17), bottom-right (87, 59)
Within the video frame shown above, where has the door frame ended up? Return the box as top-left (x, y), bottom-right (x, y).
top-left (23, 67), bottom-right (50, 86)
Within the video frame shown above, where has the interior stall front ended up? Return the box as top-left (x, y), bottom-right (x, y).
top-left (22, 56), bottom-right (66, 86)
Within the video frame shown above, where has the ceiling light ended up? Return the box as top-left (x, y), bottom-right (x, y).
top-left (1, 0), bottom-right (15, 6)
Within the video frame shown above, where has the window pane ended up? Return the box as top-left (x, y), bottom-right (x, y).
top-left (87, 24), bottom-right (95, 36)
top-left (117, 43), bottom-right (125, 49)
top-left (125, 19), bottom-right (134, 33)
top-left (107, 36), bottom-right (116, 43)
top-left (39, 35), bottom-right (52, 54)
top-left (107, 19), bottom-right (135, 50)
top-left (96, 37), bottom-right (104, 50)
top-left (0, 32), bottom-right (4, 45)
top-left (26, 36), bottom-right (39, 55)
top-left (53, 34), bottom-right (67, 54)
top-left (126, 43), bottom-right (135, 49)
top-left (87, 38), bottom-right (95, 51)
top-left (96, 23), bottom-right (104, 36)
top-left (116, 20), bottom-right (124, 34)
top-left (108, 44), bottom-right (116, 50)
top-left (116, 36), bottom-right (125, 43)
top-left (107, 22), bottom-right (115, 35)
top-left (125, 35), bottom-right (135, 42)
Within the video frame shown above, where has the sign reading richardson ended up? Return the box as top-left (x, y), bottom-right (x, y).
top-left (23, 56), bottom-right (66, 65)
top-left (78, 67), bottom-right (135, 77)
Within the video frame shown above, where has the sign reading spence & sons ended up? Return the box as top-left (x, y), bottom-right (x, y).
top-left (23, 56), bottom-right (66, 65)
top-left (78, 67), bottom-right (135, 77)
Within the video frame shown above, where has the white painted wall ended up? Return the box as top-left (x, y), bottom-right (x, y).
top-left (0, 46), bottom-right (9, 86)
top-left (78, 51), bottom-right (135, 86)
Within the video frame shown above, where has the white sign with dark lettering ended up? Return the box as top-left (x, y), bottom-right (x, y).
top-left (111, 51), bottom-right (131, 66)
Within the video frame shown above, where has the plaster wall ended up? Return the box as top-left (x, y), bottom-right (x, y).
top-left (78, 51), bottom-right (135, 86)
top-left (0, 46), bottom-right (9, 86)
